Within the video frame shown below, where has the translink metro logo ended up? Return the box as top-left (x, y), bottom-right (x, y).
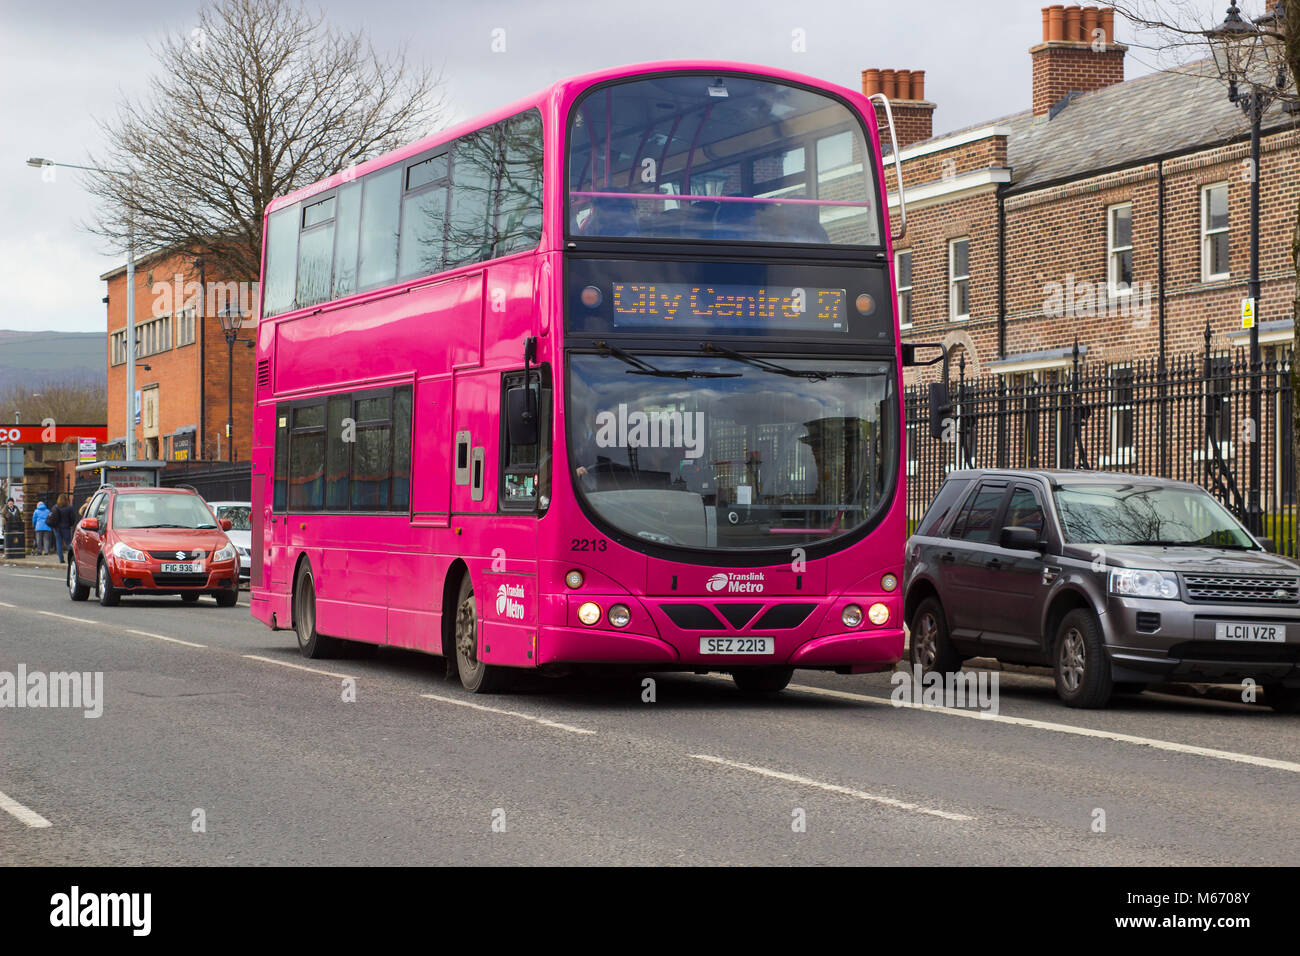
top-left (705, 571), bottom-right (765, 594)
top-left (495, 583), bottom-right (526, 620)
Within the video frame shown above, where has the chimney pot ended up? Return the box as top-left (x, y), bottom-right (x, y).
top-left (1064, 5), bottom-right (1082, 42)
top-left (910, 69), bottom-right (925, 101)
top-left (1047, 5), bottom-right (1065, 41)
top-left (896, 69), bottom-right (912, 100)
top-left (1041, 7), bottom-right (1050, 42)
top-left (862, 68), bottom-right (881, 97)
top-left (879, 68), bottom-right (896, 100)
top-left (1100, 6), bottom-right (1114, 43)
top-left (1082, 6), bottom-right (1099, 42)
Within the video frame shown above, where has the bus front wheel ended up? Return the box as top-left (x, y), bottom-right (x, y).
top-left (731, 666), bottom-right (794, 693)
top-left (453, 575), bottom-right (512, 694)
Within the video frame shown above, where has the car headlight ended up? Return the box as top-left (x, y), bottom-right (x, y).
top-left (215, 543), bottom-right (237, 562)
top-left (111, 541), bottom-right (147, 562)
top-left (1109, 568), bottom-right (1179, 599)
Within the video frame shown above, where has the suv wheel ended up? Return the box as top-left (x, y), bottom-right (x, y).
top-left (97, 560), bottom-right (120, 607)
top-left (1053, 608), bottom-right (1112, 708)
top-left (909, 596), bottom-right (961, 674)
top-left (67, 556), bottom-right (89, 602)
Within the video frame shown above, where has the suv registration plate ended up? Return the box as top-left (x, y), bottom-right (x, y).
top-left (1214, 622), bottom-right (1285, 642)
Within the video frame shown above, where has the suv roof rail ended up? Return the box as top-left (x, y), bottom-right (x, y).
top-left (171, 484), bottom-right (200, 494)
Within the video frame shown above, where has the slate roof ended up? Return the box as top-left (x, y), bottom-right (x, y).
top-left (908, 60), bottom-right (1296, 192)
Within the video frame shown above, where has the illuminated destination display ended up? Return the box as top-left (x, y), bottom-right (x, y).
top-left (608, 282), bottom-right (847, 331)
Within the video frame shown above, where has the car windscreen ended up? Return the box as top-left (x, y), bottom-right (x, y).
top-left (112, 494), bottom-right (220, 530)
top-left (1052, 483), bottom-right (1256, 548)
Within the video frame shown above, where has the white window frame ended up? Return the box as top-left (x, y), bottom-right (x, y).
top-left (948, 238), bottom-right (970, 321)
top-left (895, 250), bottom-right (913, 330)
top-left (1102, 364), bottom-right (1135, 466)
top-left (1201, 182), bottom-right (1230, 282)
top-left (1107, 203), bottom-right (1133, 298)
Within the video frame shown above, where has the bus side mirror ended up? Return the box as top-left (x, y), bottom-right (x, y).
top-left (928, 381), bottom-right (952, 440)
top-left (507, 387), bottom-right (538, 446)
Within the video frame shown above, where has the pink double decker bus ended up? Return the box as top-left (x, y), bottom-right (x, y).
top-left (251, 61), bottom-right (912, 693)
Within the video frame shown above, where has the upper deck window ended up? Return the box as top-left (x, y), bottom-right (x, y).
top-left (567, 74), bottom-right (881, 247)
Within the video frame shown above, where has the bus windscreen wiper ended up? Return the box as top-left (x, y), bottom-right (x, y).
top-left (595, 341), bottom-right (740, 379)
top-left (699, 342), bottom-right (871, 381)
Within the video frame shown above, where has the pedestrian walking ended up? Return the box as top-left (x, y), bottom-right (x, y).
top-left (51, 493), bottom-right (75, 563)
top-left (32, 499), bottom-right (51, 555)
top-left (3, 498), bottom-right (21, 532)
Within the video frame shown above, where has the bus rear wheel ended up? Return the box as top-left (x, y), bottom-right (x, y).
top-left (453, 575), bottom-right (511, 694)
top-left (294, 563), bottom-right (342, 659)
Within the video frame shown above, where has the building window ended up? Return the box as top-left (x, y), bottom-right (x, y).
top-left (1107, 203), bottom-right (1133, 296)
top-left (176, 306), bottom-right (196, 347)
top-left (948, 238), bottom-right (969, 321)
top-left (1107, 365), bottom-right (1135, 465)
top-left (1202, 183), bottom-right (1229, 281)
top-left (110, 329), bottom-right (128, 366)
top-left (132, 315), bottom-right (172, 358)
top-left (896, 250), bottom-right (913, 329)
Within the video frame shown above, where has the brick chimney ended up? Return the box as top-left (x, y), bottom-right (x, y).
top-left (1031, 5), bottom-right (1127, 117)
top-left (862, 68), bottom-right (935, 148)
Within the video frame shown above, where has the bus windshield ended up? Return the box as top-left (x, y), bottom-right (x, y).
top-left (568, 74), bottom-right (881, 246)
top-left (566, 353), bottom-right (895, 551)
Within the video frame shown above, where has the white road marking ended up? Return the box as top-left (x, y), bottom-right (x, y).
top-left (0, 601), bottom-right (14, 608)
top-left (785, 682), bottom-right (1300, 775)
top-left (242, 654), bottom-right (355, 680)
top-left (0, 790), bottom-right (52, 829)
top-left (9, 573), bottom-right (60, 580)
top-left (420, 693), bottom-right (597, 735)
top-left (36, 610), bottom-right (99, 626)
top-left (692, 753), bottom-right (973, 821)
top-left (126, 629), bottom-right (206, 649)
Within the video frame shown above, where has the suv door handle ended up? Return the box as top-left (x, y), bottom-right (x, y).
top-left (939, 551), bottom-right (955, 563)
top-left (985, 558), bottom-right (1002, 569)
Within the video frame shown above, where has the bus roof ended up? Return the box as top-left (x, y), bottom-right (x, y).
top-left (266, 60), bottom-right (871, 216)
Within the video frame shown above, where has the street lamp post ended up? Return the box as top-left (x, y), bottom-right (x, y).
top-left (218, 307), bottom-right (246, 462)
top-left (25, 158), bottom-right (138, 461)
top-left (1207, 1), bottom-right (1290, 535)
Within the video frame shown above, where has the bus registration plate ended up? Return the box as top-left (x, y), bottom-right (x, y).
top-left (700, 637), bottom-right (774, 655)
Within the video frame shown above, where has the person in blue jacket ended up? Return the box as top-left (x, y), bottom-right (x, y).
top-left (32, 499), bottom-right (51, 555)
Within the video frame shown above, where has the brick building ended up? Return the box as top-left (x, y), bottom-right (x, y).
top-left (873, 4), bottom-right (1296, 385)
top-left (102, 251), bottom-right (256, 463)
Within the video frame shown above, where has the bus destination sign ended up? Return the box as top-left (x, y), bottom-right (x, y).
top-left (609, 282), bottom-right (847, 332)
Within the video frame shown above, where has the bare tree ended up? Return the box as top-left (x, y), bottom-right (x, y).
top-left (85, 0), bottom-right (446, 285)
top-left (0, 380), bottom-right (107, 428)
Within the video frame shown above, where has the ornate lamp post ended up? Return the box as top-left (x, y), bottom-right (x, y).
top-left (218, 306), bottom-right (247, 462)
top-left (1207, 1), bottom-right (1290, 534)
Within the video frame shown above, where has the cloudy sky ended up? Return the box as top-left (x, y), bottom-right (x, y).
top-left (0, 0), bottom-right (1172, 334)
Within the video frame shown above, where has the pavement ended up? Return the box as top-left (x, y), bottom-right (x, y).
top-left (1, 562), bottom-right (1297, 865)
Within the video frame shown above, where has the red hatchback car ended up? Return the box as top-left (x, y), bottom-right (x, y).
top-left (67, 486), bottom-right (241, 607)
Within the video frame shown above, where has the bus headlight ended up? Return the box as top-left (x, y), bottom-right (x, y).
top-left (868, 603), bottom-right (890, 625)
top-left (565, 569), bottom-right (585, 589)
top-left (578, 602), bottom-right (602, 626)
top-left (608, 604), bottom-right (631, 628)
top-left (881, 573), bottom-right (898, 591)
top-left (841, 604), bottom-right (863, 628)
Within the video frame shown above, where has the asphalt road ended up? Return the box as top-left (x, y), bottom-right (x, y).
top-left (1, 564), bottom-right (1297, 865)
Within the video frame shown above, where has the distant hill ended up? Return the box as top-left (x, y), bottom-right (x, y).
top-left (0, 330), bottom-right (105, 391)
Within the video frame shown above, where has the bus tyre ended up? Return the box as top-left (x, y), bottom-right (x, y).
top-left (1053, 609), bottom-right (1113, 709)
top-left (731, 666), bottom-right (793, 693)
top-left (68, 557), bottom-right (89, 602)
top-left (909, 596), bottom-right (960, 675)
top-left (453, 575), bottom-right (511, 694)
top-left (97, 560), bottom-right (120, 607)
top-left (215, 588), bottom-right (238, 608)
top-left (1265, 684), bottom-right (1300, 713)
top-left (294, 564), bottom-right (342, 658)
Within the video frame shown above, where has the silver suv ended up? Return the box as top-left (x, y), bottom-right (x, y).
top-left (904, 469), bottom-right (1300, 710)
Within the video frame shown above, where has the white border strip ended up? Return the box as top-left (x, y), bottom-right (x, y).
top-left (242, 654), bottom-right (354, 680)
top-left (786, 683), bottom-right (1300, 775)
top-left (421, 693), bottom-right (596, 736)
top-left (692, 754), bottom-right (972, 821)
top-left (0, 789), bottom-right (52, 828)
